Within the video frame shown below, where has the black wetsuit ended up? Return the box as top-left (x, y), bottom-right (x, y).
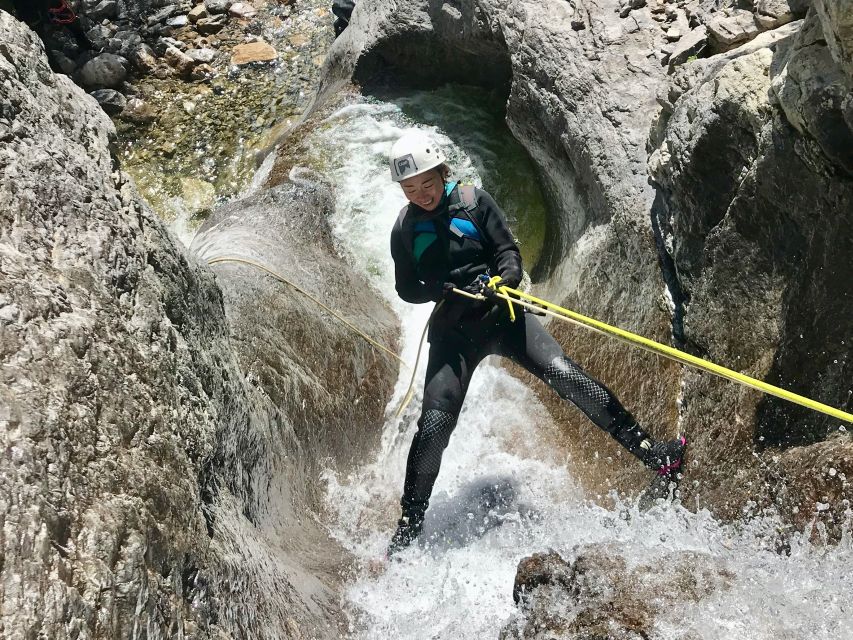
top-left (390, 183), bottom-right (654, 523)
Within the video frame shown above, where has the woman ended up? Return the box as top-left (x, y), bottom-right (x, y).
top-left (387, 131), bottom-right (686, 554)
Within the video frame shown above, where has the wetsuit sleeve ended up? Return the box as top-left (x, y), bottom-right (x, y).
top-left (475, 189), bottom-right (523, 288)
top-left (391, 217), bottom-right (442, 304)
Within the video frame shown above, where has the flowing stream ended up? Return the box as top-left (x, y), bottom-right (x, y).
top-left (290, 92), bottom-right (853, 639)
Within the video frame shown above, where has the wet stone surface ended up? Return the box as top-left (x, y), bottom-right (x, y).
top-left (115, 0), bottom-right (335, 232)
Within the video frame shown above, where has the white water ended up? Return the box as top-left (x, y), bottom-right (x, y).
top-left (298, 99), bottom-right (852, 639)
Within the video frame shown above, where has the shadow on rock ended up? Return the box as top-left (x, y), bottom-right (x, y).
top-left (419, 476), bottom-right (536, 553)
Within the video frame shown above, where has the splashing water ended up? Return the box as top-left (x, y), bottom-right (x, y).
top-left (297, 96), bottom-right (853, 639)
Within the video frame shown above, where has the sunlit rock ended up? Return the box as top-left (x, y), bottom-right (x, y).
top-left (231, 40), bottom-right (278, 65)
top-left (502, 546), bottom-right (734, 639)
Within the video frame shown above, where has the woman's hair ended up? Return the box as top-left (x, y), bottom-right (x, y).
top-left (436, 163), bottom-right (451, 182)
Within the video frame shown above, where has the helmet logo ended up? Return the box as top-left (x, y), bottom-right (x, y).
top-left (395, 154), bottom-right (417, 178)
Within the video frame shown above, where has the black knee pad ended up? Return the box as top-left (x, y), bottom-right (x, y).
top-left (411, 408), bottom-right (457, 475)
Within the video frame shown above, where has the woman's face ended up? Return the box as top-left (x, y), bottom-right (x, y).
top-left (400, 169), bottom-right (444, 212)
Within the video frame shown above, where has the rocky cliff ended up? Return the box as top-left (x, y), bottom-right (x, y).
top-left (0, 11), bottom-right (396, 638)
top-left (319, 0), bottom-right (852, 528)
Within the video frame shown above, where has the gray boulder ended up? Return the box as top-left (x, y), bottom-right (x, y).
top-left (77, 52), bottom-right (128, 89)
top-left (649, 15), bottom-right (852, 513)
top-left (772, 11), bottom-right (853, 174)
top-left (706, 9), bottom-right (761, 53)
top-left (754, 0), bottom-right (802, 29)
top-left (87, 0), bottom-right (118, 20)
top-left (668, 24), bottom-right (709, 67)
top-left (89, 87), bottom-right (128, 114)
top-left (813, 0), bottom-right (853, 77)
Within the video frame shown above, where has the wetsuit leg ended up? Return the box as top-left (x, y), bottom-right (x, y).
top-left (400, 337), bottom-right (481, 519)
top-left (495, 313), bottom-right (652, 459)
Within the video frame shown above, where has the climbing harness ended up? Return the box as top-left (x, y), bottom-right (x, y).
top-left (48, 0), bottom-right (77, 25)
top-left (206, 256), bottom-right (853, 425)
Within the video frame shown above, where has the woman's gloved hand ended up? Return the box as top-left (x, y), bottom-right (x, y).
top-left (495, 274), bottom-right (521, 290)
top-left (460, 276), bottom-right (487, 296)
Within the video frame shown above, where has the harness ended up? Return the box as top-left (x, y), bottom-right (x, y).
top-left (398, 182), bottom-right (486, 265)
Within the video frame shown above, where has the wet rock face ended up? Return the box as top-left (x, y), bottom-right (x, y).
top-left (1, 13), bottom-right (222, 636)
top-left (0, 13), bottom-right (394, 639)
top-left (501, 547), bottom-right (734, 639)
top-left (649, 12), bottom-right (853, 516)
top-left (191, 178), bottom-right (399, 488)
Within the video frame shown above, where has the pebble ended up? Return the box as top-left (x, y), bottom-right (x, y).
top-left (188, 48), bottom-right (217, 64)
top-left (229, 2), bottom-right (258, 19)
top-left (204, 0), bottom-right (232, 14)
top-left (90, 88), bottom-right (127, 115)
top-left (666, 27), bottom-right (681, 41)
top-left (189, 5), bottom-right (209, 23)
top-left (164, 46), bottom-right (197, 77)
top-left (197, 15), bottom-right (228, 34)
top-left (230, 41), bottom-right (278, 65)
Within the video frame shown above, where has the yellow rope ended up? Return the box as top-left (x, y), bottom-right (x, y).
top-left (393, 301), bottom-right (444, 419)
top-left (207, 256), bottom-right (408, 368)
top-left (457, 286), bottom-right (853, 424)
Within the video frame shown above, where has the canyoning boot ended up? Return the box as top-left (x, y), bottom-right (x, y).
top-left (638, 436), bottom-right (687, 510)
top-left (386, 512), bottom-right (425, 558)
top-left (643, 436), bottom-right (687, 481)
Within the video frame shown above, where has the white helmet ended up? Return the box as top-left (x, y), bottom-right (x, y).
top-left (389, 131), bottom-right (446, 182)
